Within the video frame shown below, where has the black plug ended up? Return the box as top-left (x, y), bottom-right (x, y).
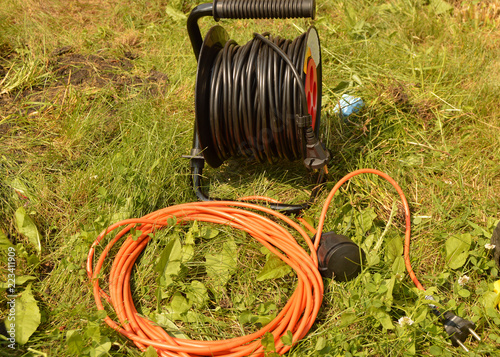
top-left (302, 126), bottom-right (330, 170)
top-left (440, 311), bottom-right (481, 352)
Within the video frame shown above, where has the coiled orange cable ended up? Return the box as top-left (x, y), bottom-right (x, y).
top-left (86, 168), bottom-right (424, 356)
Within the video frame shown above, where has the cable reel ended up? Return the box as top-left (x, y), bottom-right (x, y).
top-left (186, 0), bottom-right (329, 213)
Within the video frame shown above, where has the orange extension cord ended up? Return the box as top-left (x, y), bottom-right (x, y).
top-left (86, 168), bottom-right (425, 356)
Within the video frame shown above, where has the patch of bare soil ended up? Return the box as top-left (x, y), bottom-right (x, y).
top-left (0, 46), bottom-right (169, 118)
top-left (50, 47), bottom-right (168, 92)
top-left (378, 81), bottom-right (438, 128)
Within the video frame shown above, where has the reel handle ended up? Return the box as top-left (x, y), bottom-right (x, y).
top-left (213, 0), bottom-right (316, 20)
top-left (188, 0), bottom-right (316, 59)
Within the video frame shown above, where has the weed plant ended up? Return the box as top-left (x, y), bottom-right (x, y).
top-left (1, 0), bottom-right (499, 356)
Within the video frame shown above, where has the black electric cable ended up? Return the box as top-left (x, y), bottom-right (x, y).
top-left (207, 32), bottom-right (310, 165)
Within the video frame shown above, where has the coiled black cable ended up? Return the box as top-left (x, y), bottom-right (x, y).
top-left (207, 31), bottom-right (309, 165)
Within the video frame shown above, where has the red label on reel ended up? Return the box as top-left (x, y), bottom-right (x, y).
top-left (305, 57), bottom-right (318, 130)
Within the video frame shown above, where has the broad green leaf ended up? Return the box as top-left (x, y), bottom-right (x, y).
top-left (491, 334), bottom-right (500, 343)
top-left (486, 307), bottom-right (500, 318)
top-left (185, 221), bottom-right (198, 245)
top-left (256, 255), bottom-right (292, 281)
top-left (467, 220), bottom-right (490, 237)
top-left (400, 155), bottom-right (422, 167)
top-left (413, 306), bottom-right (428, 324)
top-left (144, 346), bottom-right (159, 357)
top-left (385, 236), bottom-right (402, 263)
top-left (413, 216), bottom-right (422, 225)
top-left (362, 233), bottom-right (376, 252)
top-left (9, 178), bottom-right (30, 200)
top-left (446, 298), bottom-right (457, 310)
top-left (167, 292), bottom-right (190, 320)
top-left (458, 289), bottom-right (470, 298)
top-left (66, 330), bottom-right (84, 355)
top-left (84, 322), bottom-right (101, 342)
top-left (0, 230), bottom-right (13, 250)
top-left (184, 310), bottom-right (211, 323)
top-left (332, 81), bottom-right (350, 92)
top-left (186, 280), bottom-right (208, 308)
top-left (384, 277), bottom-right (395, 308)
top-left (429, 0), bottom-right (453, 15)
top-left (391, 256), bottom-right (405, 275)
top-left (429, 345), bottom-right (443, 356)
top-left (167, 216), bottom-right (177, 226)
top-left (14, 283), bottom-right (41, 344)
top-left (200, 227), bottom-right (219, 239)
top-left (205, 239), bottom-right (237, 296)
top-left (181, 243), bottom-right (194, 263)
top-left (182, 233), bottom-right (195, 263)
top-left (487, 218), bottom-right (500, 232)
top-left (315, 336), bottom-right (327, 351)
top-left (260, 246), bottom-right (272, 257)
top-left (181, 223), bottom-right (198, 262)
top-left (97, 187), bottom-right (107, 197)
top-left (94, 310), bottom-right (107, 321)
top-left (366, 251), bottom-right (380, 266)
top-left (352, 74), bottom-right (363, 86)
top-left (340, 311), bottom-right (357, 327)
top-left (239, 310), bottom-right (275, 326)
top-left (171, 292), bottom-right (190, 313)
top-left (354, 207), bottom-right (377, 235)
top-left (445, 233), bottom-right (471, 269)
top-left (371, 307), bottom-right (394, 330)
top-left (366, 282), bottom-right (378, 293)
top-left (261, 332), bottom-right (276, 352)
top-left (406, 340), bottom-right (416, 355)
top-left (155, 234), bottom-right (183, 288)
top-left (93, 337), bottom-right (111, 357)
top-left (27, 253), bottom-right (39, 266)
top-left (129, 227), bottom-right (143, 241)
top-left (111, 197), bottom-right (133, 223)
top-left (157, 286), bottom-right (167, 302)
top-left (15, 207), bottom-right (41, 253)
top-left (221, 239), bottom-right (238, 270)
top-left (0, 276), bottom-right (35, 290)
top-left (257, 302), bottom-right (277, 314)
top-left (280, 330), bottom-right (293, 346)
top-left (166, 6), bottom-right (187, 22)
top-left (153, 314), bottom-right (188, 338)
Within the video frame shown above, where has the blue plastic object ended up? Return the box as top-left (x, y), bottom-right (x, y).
top-left (333, 94), bottom-right (364, 118)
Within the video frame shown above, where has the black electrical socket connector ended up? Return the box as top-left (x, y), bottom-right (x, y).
top-left (317, 231), bottom-right (365, 281)
top-left (440, 311), bottom-right (481, 352)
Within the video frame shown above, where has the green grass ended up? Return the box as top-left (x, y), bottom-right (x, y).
top-left (1, 0), bottom-right (500, 356)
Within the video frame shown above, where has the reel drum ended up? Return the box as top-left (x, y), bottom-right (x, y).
top-left (195, 25), bottom-right (230, 168)
top-left (195, 26), bottom-right (323, 168)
